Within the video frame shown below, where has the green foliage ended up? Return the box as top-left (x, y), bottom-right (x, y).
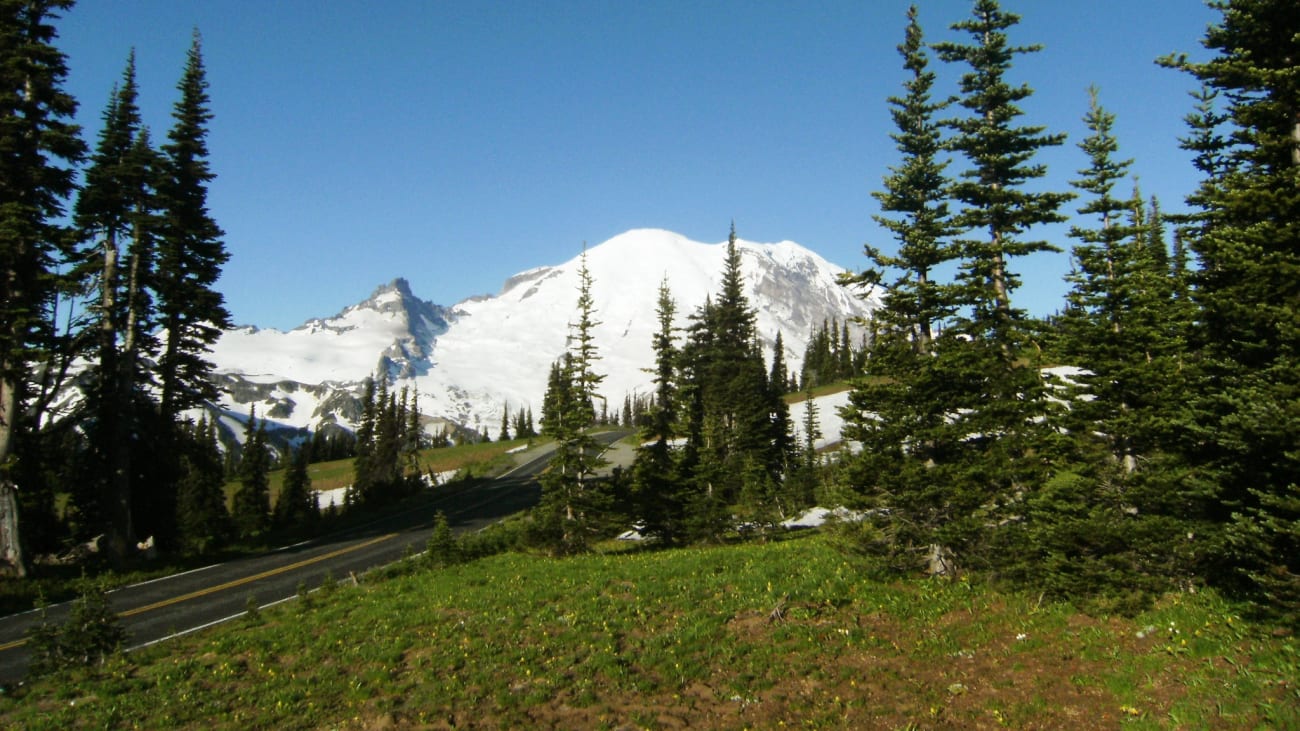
top-left (532, 250), bottom-right (611, 555)
top-left (425, 511), bottom-right (462, 567)
top-left (1158, 0), bottom-right (1300, 618)
top-left (175, 415), bottom-right (232, 553)
top-left (273, 444), bottom-right (317, 530)
top-left (156, 31), bottom-right (230, 421)
top-left (231, 407), bottom-right (271, 540)
top-left (26, 579), bottom-right (128, 678)
top-left (352, 377), bottom-right (425, 508)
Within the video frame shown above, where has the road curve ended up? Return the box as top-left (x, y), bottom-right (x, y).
top-left (0, 432), bottom-right (625, 685)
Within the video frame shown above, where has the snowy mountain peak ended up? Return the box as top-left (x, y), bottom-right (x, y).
top-left (205, 229), bottom-right (878, 438)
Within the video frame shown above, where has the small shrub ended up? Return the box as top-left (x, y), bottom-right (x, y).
top-left (426, 511), bottom-right (462, 567)
top-left (244, 592), bottom-right (262, 625)
top-left (25, 580), bottom-right (128, 678)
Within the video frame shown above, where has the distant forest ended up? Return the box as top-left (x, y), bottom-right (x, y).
top-left (2, 0), bottom-right (1298, 623)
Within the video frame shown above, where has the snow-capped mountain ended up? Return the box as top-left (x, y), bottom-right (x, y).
top-left (204, 228), bottom-right (879, 440)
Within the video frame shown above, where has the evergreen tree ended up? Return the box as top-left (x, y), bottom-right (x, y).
top-left (156, 31), bottom-right (230, 421)
top-left (72, 53), bottom-right (164, 564)
top-left (232, 407), bottom-right (271, 539)
top-left (1162, 0), bottom-right (1300, 616)
top-left (838, 6), bottom-right (967, 573)
top-left (499, 403), bottom-right (510, 442)
top-left (928, 0), bottom-right (1072, 572)
top-left (274, 445), bottom-right (316, 530)
top-left (426, 511), bottom-right (460, 567)
top-left (0, 0), bottom-right (85, 575)
top-left (933, 0), bottom-right (1073, 341)
top-left (175, 415), bottom-right (230, 553)
top-left (631, 278), bottom-right (685, 542)
top-left (534, 249), bottom-right (609, 554)
top-left (1037, 90), bottom-right (1193, 603)
top-left (350, 376), bottom-right (377, 506)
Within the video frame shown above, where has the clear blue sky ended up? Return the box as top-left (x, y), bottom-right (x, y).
top-left (55, 0), bottom-right (1219, 331)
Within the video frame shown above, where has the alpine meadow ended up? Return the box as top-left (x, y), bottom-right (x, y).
top-left (1, 1), bottom-right (1298, 728)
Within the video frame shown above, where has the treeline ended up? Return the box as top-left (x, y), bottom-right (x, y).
top-left (521, 0), bottom-right (1300, 624)
top-left (523, 228), bottom-right (823, 555)
top-left (836, 1), bottom-right (1299, 618)
top-left (1, 2), bottom-right (238, 572)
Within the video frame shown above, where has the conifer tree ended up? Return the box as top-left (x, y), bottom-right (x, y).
top-left (156, 31), bottom-right (230, 421)
top-left (1161, 0), bottom-right (1300, 614)
top-left (499, 403), bottom-right (510, 442)
top-left (933, 0), bottom-right (1073, 342)
top-left (839, 6), bottom-right (967, 572)
top-left (73, 53), bottom-right (164, 564)
top-left (274, 445), bottom-right (316, 529)
top-left (350, 376), bottom-right (377, 506)
top-left (927, 0), bottom-right (1072, 571)
top-left (232, 407), bottom-right (271, 539)
top-left (631, 278), bottom-right (685, 542)
top-left (175, 415), bottom-right (230, 553)
top-left (535, 249), bottom-right (609, 553)
top-left (1034, 90), bottom-right (1195, 602)
top-left (0, 0), bottom-right (85, 575)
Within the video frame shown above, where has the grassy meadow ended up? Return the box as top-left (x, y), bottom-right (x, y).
top-left (2, 531), bottom-right (1295, 730)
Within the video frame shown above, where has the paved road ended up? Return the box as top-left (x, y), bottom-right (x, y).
top-left (0, 432), bottom-right (627, 685)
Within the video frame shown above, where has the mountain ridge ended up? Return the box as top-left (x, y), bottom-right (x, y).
top-left (202, 228), bottom-right (878, 442)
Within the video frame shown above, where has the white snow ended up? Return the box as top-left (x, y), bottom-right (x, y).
top-left (206, 228), bottom-right (879, 437)
top-left (788, 389), bottom-right (853, 452)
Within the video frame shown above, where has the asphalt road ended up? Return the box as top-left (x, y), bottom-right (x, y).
top-left (0, 432), bottom-right (627, 686)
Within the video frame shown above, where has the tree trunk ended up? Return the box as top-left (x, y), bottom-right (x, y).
top-left (99, 231), bottom-right (135, 565)
top-left (0, 374), bottom-right (27, 577)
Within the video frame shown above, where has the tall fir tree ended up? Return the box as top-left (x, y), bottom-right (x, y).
top-left (535, 249), bottom-right (609, 554)
top-left (72, 52), bottom-right (164, 564)
top-left (1038, 90), bottom-right (1195, 603)
top-left (1161, 0), bottom-right (1300, 616)
top-left (838, 6), bottom-right (968, 573)
top-left (0, 0), bottom-right (85, 574)
top-left (274, 445), bottom-right (317, 530)
top-left (631, 277), bottom-right (685, 543)
top-left (933, 0), bottom-right (1073, 342)
top-left (232, 407), bottom-right (271, 539)
top-left (156, 30), bottom-right (230, 421)
top-left (349, 376), bottom-right (377, 507)
top-left (175, 415), bottom-right (231, 554)
top-left (928, 0), bottom-right (1072, 573)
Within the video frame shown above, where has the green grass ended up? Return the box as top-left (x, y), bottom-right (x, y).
top-left (224, 437), bottom-right (540, 506)
top-left (3, 532), bottom-right (1295, 729)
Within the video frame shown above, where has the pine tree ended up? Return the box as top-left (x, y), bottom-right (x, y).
top-left (0, 0), bottom-right (85, 575)
top-left (73, 53), bottom-right (164, 564)
top-left (350, 376), bottom-right (377, 506)
top-left (1057, 88), bottom-right (1141, 466)
top-left (631, 277), bottom-right (684, 542)
top-left (499, 403), bottom-right (510, 442)
top-left (232, 407), bottom-right (271, 539)
top-left (1034, 90), bottom-right (1195, 603)
top-left (838, 6), bottom-right (969, 573)
top-left (156, 31), bottom-right (230, 421)
top-left (928, 0), bottom-right (1072, 572)
top-left (274, 445), bottom-right (316, 530)
top-left (535, 249), bottom-right (609, 554)
top-left (1161, 0), bottom-right (1300, 616)
top-left (933, 0), bottom-right (1073, 342)
top-left (175, 415), bottom-right (231, 553)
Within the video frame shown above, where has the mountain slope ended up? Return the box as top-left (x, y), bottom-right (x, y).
top-left (205, 228), bottom-right (878, 439)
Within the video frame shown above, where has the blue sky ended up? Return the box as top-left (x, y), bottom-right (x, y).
top-left (56, 1), bottom-right (1219, 331)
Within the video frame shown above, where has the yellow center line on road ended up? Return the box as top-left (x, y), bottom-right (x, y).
top-left (0, 532), bottom-right (398, 653)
